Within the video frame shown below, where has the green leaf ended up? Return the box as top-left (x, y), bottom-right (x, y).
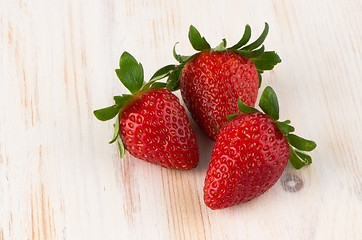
top-left (188, 25), bottom-right (211, 51)
top-left (173, 43), bottom-right (193, 63)
top-left (150, 82), bottom-right (167, 89)
top-left (166, 68), bottom-right (182, 91)
top-left (250, 45), bottom-right (265, 57)
top-left (288, 146), bottom-right (306, 169)
top-left (241, 22), bottom-right (269, 51)
top-left (226, 114), bottom-right (240, 121)
top-left (238, 99), bottom-right (261, 114)
top-left (257, 70), bottom-right (264, 89)
top-left (212, 39), bottom-right (227, 52)
top-left (250, 51), bottom-right (281, 71)
top-left (287, 134), bottom-right (317, 151)
top-left (259, 86), bottom-right (279, 121)
top-left (150, 64), bottom-right (177, 81)
top-left (113, 94), bottom-right (133, 107)
top-left (295, 150), bottom-right (312, 164)
top-left (117, 135), bottom-right (125, 158)
top-left (283, 120), bottom-right (291, 124)
top-left (94, 105), bottom-right (121, 121)
top-left (141, 64), bottom-right (178, 91)
top-left (115, 51), bottom-right (144, 94)
top-left (276, 121), bottom-right (295, 135)
top-left (139, 62), bottom-right (145, 84)
top-left (257, 71), bottom-right (262, 88)
top-left (228, 24), bottom-right (251, 50)
top-left (235, 45), bottom-right (265, 58)
top-left (233, 49), bottom-right (252, 57)
top-left (109, 115), bottom-right (120, 144)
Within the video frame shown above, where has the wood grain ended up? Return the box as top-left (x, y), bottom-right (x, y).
top-left (0, 0), bottom-right (361, 239)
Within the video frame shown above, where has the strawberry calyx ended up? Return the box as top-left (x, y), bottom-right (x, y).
top-left (227, 86), bottom-right (317, 169)
top-left (151, 23), bottom-right (281, 90)
top-left (93, 51), bottom-right (167, 158)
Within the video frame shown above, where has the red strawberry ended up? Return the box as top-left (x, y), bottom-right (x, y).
top-left (94, 52), bottom-right (199, 170)
top-left (203, 86), bottom-right (316, 209)
top-left (152, 23), bottom-right (281, 140)
top-left (180, 51), bottom-right (259, 140)
top-left (119, 88), bottom-right (198, 169)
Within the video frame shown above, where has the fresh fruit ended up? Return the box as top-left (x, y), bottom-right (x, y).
top-left (94, 52), bottom-right (199, 170)
top-left (203, 86), bottom-right (316, 209)
top-left (152, 23), bottom-right (281, 140)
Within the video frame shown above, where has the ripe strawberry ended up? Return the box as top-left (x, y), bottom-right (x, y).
top-left (180, 51), bottom-right (259, 141)
top-left (152, 23), bottom-right (281, 140)
top-left (94, 52), bottom-right (199, 170)
top-left (203, 86), bottom-right (316, 209)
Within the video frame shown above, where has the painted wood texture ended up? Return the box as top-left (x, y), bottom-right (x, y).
top-left (0, 0), bottom-right (361, 239)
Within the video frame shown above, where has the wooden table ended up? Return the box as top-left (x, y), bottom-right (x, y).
top-left (1, 0), bottom-right (361, 239)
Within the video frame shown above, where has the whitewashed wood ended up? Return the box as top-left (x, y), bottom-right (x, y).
top-left (0, 0), bottom-right (361, 239)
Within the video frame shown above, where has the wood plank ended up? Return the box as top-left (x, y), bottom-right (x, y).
top-left (0, 0), bottom-right (361, 239)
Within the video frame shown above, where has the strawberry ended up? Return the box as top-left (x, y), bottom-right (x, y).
top-left (152, 23), bottom-right (281, 140)
top-left (203, 86), bottom-right (316, 209)
top-left (94, 52), bottom-right (199, 170)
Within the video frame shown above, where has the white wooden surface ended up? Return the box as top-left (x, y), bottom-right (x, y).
top-left (1, 0), bottom-right (361, 239)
